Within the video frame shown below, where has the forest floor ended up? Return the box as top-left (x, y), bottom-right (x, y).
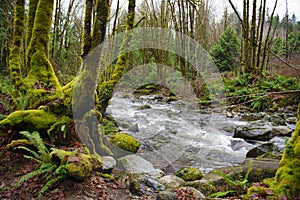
top-left (0, 136), bottom-right (156, 200)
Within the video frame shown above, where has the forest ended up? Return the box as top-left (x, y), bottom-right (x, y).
top-left (0, 0), bottom-right (300, 199)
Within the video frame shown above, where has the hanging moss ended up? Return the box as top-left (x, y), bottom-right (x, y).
top-left (9, 0), bottom-right (25, 89)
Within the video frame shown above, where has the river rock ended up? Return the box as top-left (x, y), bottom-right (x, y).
top-left (119, 155), bottom-right (164, 177)
top-left (234, 120), bottom-right (274, 141)
top-left (130, 176), bottom-right (165, 195)
top-left (102, 156), bottom-right (117, 173)
top-left (272, 125), bottom-right (292, 136)
top-left (158, 175), bottom-right (185, 189)
top-left (128, 123), bottom-right (139, 132)
top-left (246, 143), bottom-right (275, 158)
top-left (286, 117), bottom-right (297, 124)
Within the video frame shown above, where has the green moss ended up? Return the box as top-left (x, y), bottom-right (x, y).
top-left (66, 153), bottom-right (103, 181)
top-left (0, 110), bottom-right (57, 130)
top-left (267, 113), bottom-right (300, 199)
top-left (110, 132), bottom-right (140, 153)
top-left (175, 167), bottom-right (203, 181)
top-left (25, 0), bottom-right (63, 104)
top-left (9, 0), bottom-right (25, 88)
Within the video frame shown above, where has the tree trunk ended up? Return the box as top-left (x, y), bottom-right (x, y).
top-left (81, 0), bottom-right (93, 58)
top-left (97, 0), bottom-right (136, 115)
top-left (25, 0), bottom-right (63, 103)
top-left (91, 0), bottom-right (111, 49)
top-left (9, 0), bottom-right (25, 89)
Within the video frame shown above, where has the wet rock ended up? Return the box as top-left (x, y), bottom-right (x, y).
top-left (119, 155), bottom-right (164, 177)
top-left (272, 125), bottom-right (292, 136)
top-left (246, 143), bottom-right (275, 158)
top-left (230, 138), bottom-right (254, 151)
top-left (234, 120), bottom-right (273, 141)
top-left (174, 167), bottom-right (203, 181)
top-left (137, 104), bottom-right (151, 110)
top-left (270, 136), bottom-right (289, 153)
top-left (128, 123), bottom-right (139, 132)
top-left (286, 117), bottom-right (297, 124)
top-left (158, 175), bottom-right (185, 189)
top-left (102, 156), bottom-right (116, 173)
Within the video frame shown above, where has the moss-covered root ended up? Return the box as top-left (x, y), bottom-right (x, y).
top-left (0, 110), bottom-right (58, 130)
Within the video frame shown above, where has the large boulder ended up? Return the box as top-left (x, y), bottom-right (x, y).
top-left (234, 120), bottom-right (274, 141)
top-left (119, 154), bottom-right (164, 177)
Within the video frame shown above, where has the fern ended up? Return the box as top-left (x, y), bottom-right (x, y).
top-left (15, 163), bottom-right (56, 187)
top-left (19, 131), bottom-right (50, 161)
top-left (38, 175), bottom-right (66, 198)
top-left (13, 131), bottom-right (74, 197)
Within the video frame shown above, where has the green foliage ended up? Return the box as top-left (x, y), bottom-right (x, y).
top-left (0, 79), bottom-right (31, 112)
top-left (223, 73), bottom-right (300, 111)
top-left (251, 96), bottom-right (270, 112)
top-left (11, 131), bottom-right (77, 198)
top-left (211, 160), bottom-right (253, 197)
top-left (211, 27), bottom-right (240, 72)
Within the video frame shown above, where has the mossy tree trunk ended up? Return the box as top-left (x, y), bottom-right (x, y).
top-left (9, 0), bottom-right (25, 89)
top-left (25, 0), bottom-right (63, 103)
top-left (96, 0), bottom-right (136, 114)
top-left (270, 103), bottom-right (300, 198)
top-left (25, 0), bottom-right (38, 74)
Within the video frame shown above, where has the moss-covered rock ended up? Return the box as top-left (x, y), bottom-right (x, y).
top-left (110, 132), bottom-right (140, 153)
top-left (175, 167), bottom-right (203, 182)
top-left (66, 153), bottom-right (103, 181)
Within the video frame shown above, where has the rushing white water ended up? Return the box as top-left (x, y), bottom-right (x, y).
top-left (106, 92), bottom-right (252, 173)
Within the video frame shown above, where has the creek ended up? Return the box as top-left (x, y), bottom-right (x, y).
top-left (106, 92), bottom-right (265, 174)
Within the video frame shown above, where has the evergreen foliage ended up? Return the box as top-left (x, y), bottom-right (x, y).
top-left (211, 27), bottom-right (240, 72)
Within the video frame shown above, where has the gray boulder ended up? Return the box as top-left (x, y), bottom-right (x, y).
top-left (272, 125), bottom-right (292, 136)
top-left (234, 120), bottom-right (274, 141)
top-left (119, 154), bottom-right (164, 177)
